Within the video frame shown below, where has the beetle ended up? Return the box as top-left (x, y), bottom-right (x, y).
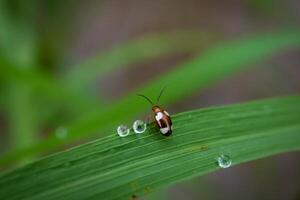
top-left (138, 88), bottom-right (173, 136)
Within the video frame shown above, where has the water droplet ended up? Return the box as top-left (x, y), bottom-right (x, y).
top-left (55, 126), bottom-right (68, 139)
top-left (117, 125), bottom-right (130, 137)
top-left (132, 120), bottom-right (147, 134)
top-left (217, 154), bottom-right (232, 168)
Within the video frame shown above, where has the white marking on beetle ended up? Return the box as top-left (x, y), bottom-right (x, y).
top-left (164, 110), bottom-right (170, 116)
top-left (155, 112), bottom-right (164, 121)
top-left (160, 127), bottom-right (169, 134)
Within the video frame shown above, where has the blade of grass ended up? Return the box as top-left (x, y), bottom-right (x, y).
top-left (0, 2), bottom-right (39, 162)
top-left (64, 30), bottom-right (219, 91)
top-left (7, 84), bottom-right (38, 159)
top-left (0, 96), bottom-right (299, 200)
top-left (61, 29), bottom-right (300, 141)
top-left (0, 31), bottom-right (216, 94)
top-left (0, 30), bottom-right (218, 112)
top-left (1, 29), bottom-right (300, 165)
top-left (0, 58), bottom-right (98, 112)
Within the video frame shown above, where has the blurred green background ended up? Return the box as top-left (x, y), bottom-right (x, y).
top-left (0, 0), bottom-right (300, 199)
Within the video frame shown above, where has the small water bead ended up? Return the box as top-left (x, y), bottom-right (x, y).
top-left (217, 154), bottom-right (232, 168)
top-left (132, 120), bottom-right (147, 134)
top-left (117, 125), bottom-right (130, 137)
top-left (55, 126), bottom-right (68, 139)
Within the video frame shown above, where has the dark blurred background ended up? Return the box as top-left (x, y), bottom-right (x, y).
top-left (0, 0), bottom-right (300, 200)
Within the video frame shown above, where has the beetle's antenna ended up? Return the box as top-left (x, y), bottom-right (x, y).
top-left (156, 86), bottom-right (167, 104)
top-left (138, 94), bottom-right (154, 106)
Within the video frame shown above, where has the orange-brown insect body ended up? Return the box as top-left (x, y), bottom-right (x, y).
top-left (152, 105), bottom-right (173, 136)
top-left (138, 88), bottom-right (173, 136)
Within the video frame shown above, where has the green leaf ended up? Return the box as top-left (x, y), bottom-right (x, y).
top-left (1, 29), bottom-right (300, 165)
top-left (0, 30), bottom-right (217, 113)
top-left (0, 96), bottom-right (299, 200)
top-left (0, 31), bottom-right (215, 101)
top-left (64, 30), bottom-right (218, 91)
top-left (0, 58), bottom-right (97, 112)
top-left (7, 84), bottom-right (38, 161)
top-left (0, 2), bottom-right (40, 162)
top-left (59, 29), bottom-right (300, 142)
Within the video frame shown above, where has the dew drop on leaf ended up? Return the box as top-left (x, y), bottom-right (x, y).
top-left (55, 126), bottom-right (68, 139)
top-left (132, 120), bottom-right (147, 134)
top-left (117, 125), bottom-right (130, 137)
top-left (217, 154), bottom-right (232, 168)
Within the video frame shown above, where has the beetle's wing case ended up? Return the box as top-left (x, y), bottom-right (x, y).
top-left (152, 106), bottom-right (173, 136)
